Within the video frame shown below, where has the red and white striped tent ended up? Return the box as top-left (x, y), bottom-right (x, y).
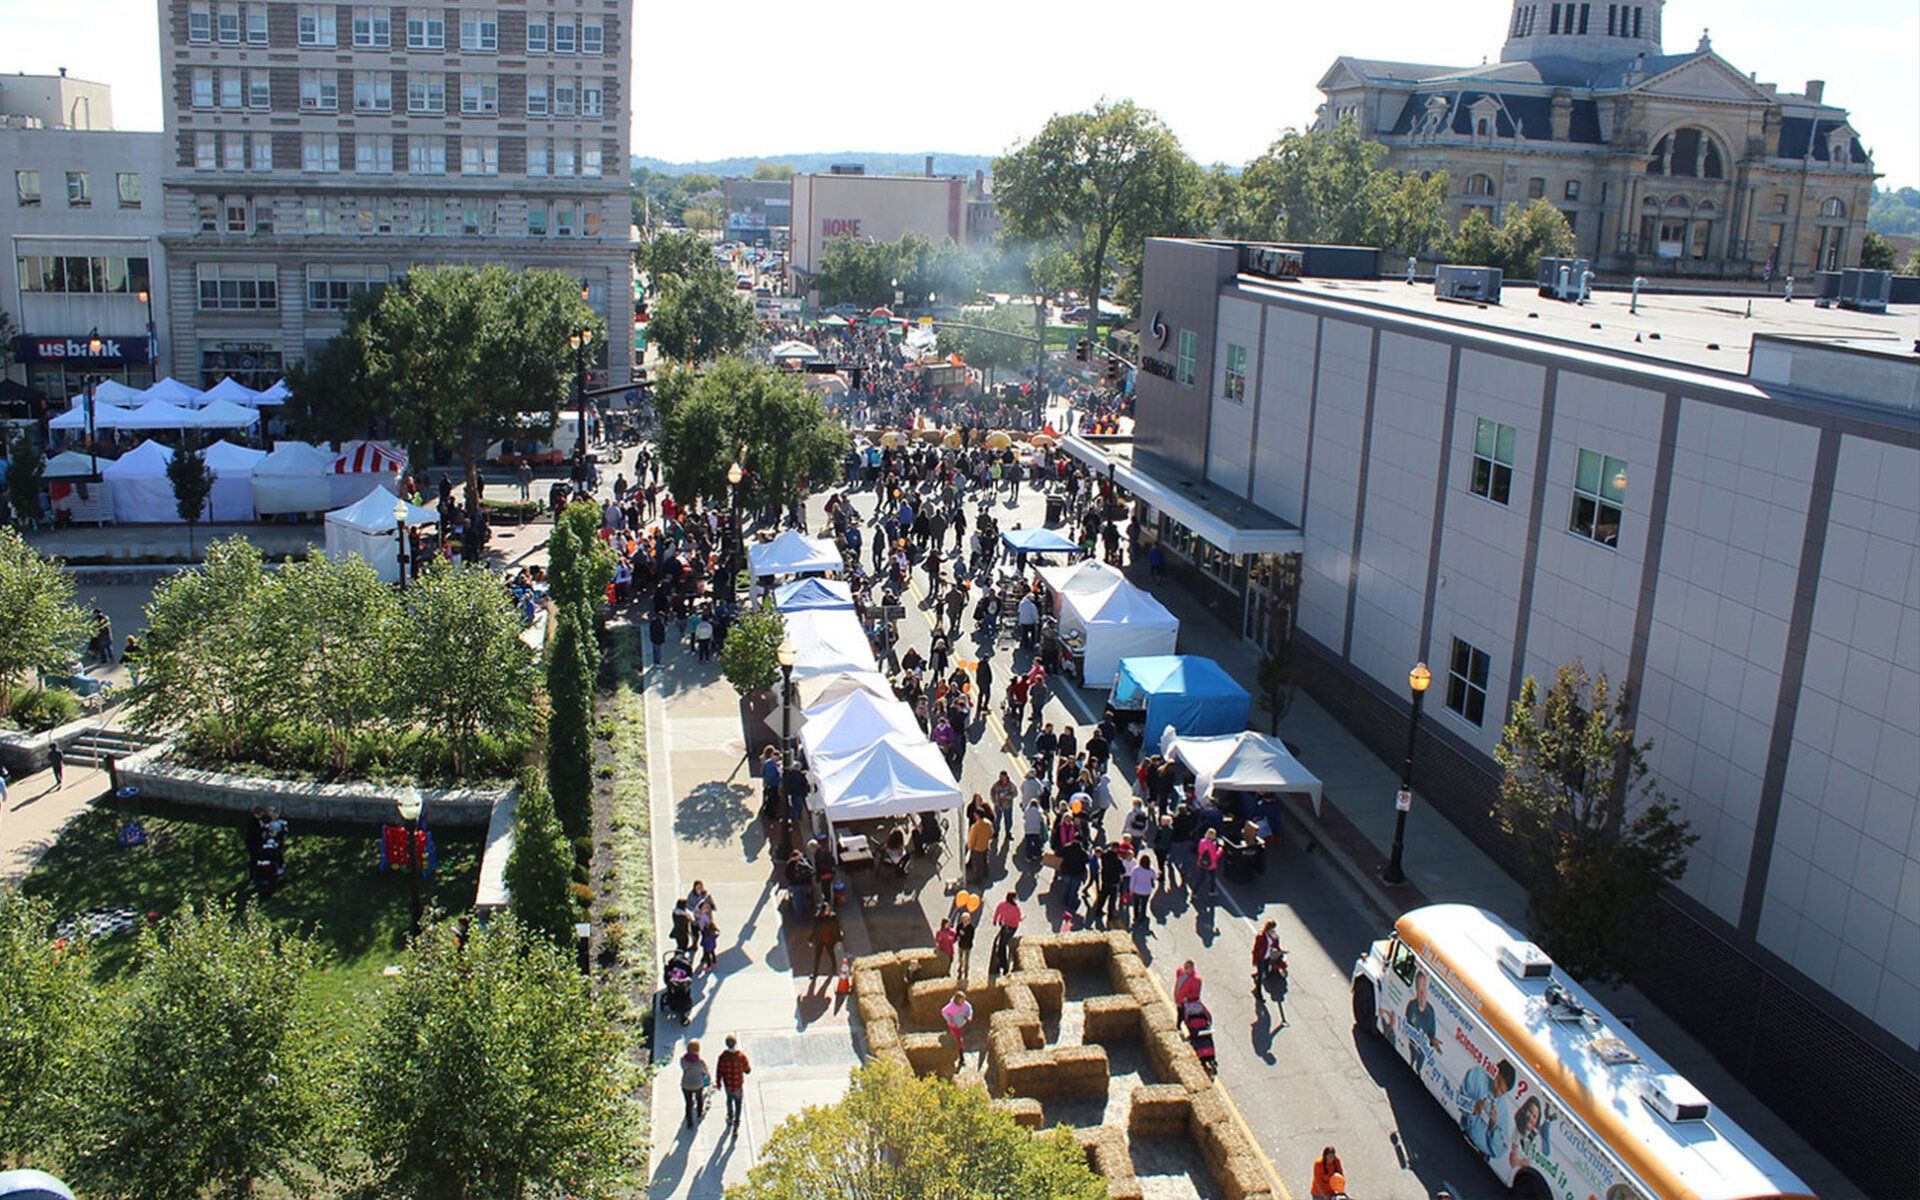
top-left (329, 440), bottom-right (407, 506)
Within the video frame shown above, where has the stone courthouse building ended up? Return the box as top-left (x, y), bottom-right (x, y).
top-left (1317, 0), bottom-right (1877, 279)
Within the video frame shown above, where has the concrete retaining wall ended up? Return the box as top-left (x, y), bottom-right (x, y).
top-left (0, 716), bottom-right (97, 777)
top-left (110, 742), bottom-right (510, 827)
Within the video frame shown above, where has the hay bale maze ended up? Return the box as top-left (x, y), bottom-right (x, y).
top-left (851, 930), bottom-right (1278, 1200)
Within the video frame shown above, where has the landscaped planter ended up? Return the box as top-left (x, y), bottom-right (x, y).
top-left (109, 741), bottom-right (513, 828)
top-left (0, 715), bottom-right (98, 777)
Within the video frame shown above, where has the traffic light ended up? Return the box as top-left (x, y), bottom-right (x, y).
top-left (1074, 338), bottom-right (1089, 363)
top-left (1106, 353), bottom-right (1124, 382)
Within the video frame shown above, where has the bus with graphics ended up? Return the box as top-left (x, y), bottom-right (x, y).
top-left (1351, 904), bottom-right (1815, 1200)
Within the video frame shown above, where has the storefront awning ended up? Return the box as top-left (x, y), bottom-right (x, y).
top-left (1063, 436), bottom-right (1304, 556)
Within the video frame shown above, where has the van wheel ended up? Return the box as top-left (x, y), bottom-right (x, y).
top-left (1352, 978), bottom-right (1379, 1036)
top-left (1510, 1170), bottom-right (1552, 1200)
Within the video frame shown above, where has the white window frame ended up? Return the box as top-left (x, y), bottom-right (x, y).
top-left (225, 197), bottom-right (250, 234)
top-left (1469, 417), bottom-right (1517, 506)
top-left (407, 14), bottom-right (445, 49)
top-left (1175, 330), bottom-right (1198, 387)
top-left (459, 12), bottom-right (498, 51)
top-left (355, 134), bottom-right (394, 174)
top-left (116, 172), bottom-right (143, 208)
top-left (188, 2), bottom-right (212, 43)
top-left (408, 136), bottom-right (447, 175)
top-left (581, 84), bottom-right (602, 116)
top-left (220, 68), bottom-right (243, 110)
top-left (65, 170), bottom-right (91, 207)
top-left (195, 133), bottom-right (217, 171)
top-left (196, 262), bottom-right (279, 311)
top-left (192, 68), bottom-right (214, 109)
top-left (460, 76), bottom-right (498, 114)
top-left (582, 146), bottom-right (602, 177)
top-left (553, 80), bottom-right (575, 116)
top-left (553, 201), bottom-right (575, 237)
top-left (582, 22), bottom-right (603, 54)
top-left (302, 133), bottom-right (340, 173)
top-left (246, 4), bottom-right (268, 44)
top-left (352, 7), bottom-right (390, 48)
top-left (1445, 637), bottom-right (1491, 727)
top-left (460, 137), bottom-right (499, 176)
top-left (251, 135), bottom-right (274, 172)
top-left (248, 70), bottom-right (271, 110)
top-left (222, 133), bottom-right (245, 172)
top-left (554, 140), bottom-right (575, 175)
top-left (297, 4), bottom-right (336, 45)
top-left (526, 19), bottom-right (547, 52)
top-left (526, 77), bottom-right (548, 116)
top-left (552, 21), bottom-right (575, 53)
top-left (217, 3), bottom-right (241, 43)
top-left (527, 140), bottom-right (548, 176)
top-left (354, 72), bottom-right (393, 113)
top-left (407, 76), bottom-right (445, 113)
top-left (301, 70), bottom-right (339, 111)
top-left (527, 203), bottom-right (548, 237)
top-left (1221, 343), bottom-right (1248, 403)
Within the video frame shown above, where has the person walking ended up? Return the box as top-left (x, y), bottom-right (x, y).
top-left (1128, 853), bottom-right (1157, 926)
top-left (1174, 960), bottom-right (1203, 1008)
top-left (649, 612), bottom-right (668, 660)
top-left (1254, 919), bottom-right (1283, 993)
top-left (45, 741), bottom-right (65, 790)
top-left (965, 809), bottom-right (993, 886)
top-left (694, 612), bottom-right (715, 662)
top-left (953, 907), bottom-right (977, 983)
top-left (808, 901), bottom-right (842, 983)
top-left (680, 1041), bottom-right (712, 1128)
top-left (941, 991), bottom-right (974, 1068)
top-left (989, 890), bottom-right (1022, 977)
top-left (1195, 829), bottom-right (1224, 905)
top-left (515, 459), bottom-right (533, 501)
top-left (1095, 843), bottom-right (1125, 927)
top-left (990, 771), bottom-right (1017, 842)
top-left (974, 656), bottom-right (993, 712)
top-left (1020, 797), bottom-right (1048, 863)
top-left (715, 1036), bottom-right (752, 1133)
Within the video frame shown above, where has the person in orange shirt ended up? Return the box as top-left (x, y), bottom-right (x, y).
top-left (1310, 1146), bottom-right (1346, 1198)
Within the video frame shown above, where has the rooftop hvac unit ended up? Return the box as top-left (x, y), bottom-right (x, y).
top-left (1436, 264), bottom-right (1502, 304)
top-left (1497, 940), bottom-right (1554, 980)
top-left (1536, 256), bottom-right (1592, 301)
top-left (1641, 1073), bottom-right (1711, 1124)
top-left (1837, 268), bottom-right (1892, 313)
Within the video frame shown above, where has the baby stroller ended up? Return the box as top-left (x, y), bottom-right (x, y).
top-left (663, 950), bottom-right (695, 1025)
top-left (1182, 999), bottom-right (1218, 1076)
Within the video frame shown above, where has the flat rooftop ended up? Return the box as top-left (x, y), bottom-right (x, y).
top-left (1246, 275), bottom-right (1919, 378)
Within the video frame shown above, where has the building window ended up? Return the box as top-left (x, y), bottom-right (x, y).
top-left (1527, 177), bottom-right (1546, 199)
top-left (354, 72), bottom-right (393, 112)
top-left (355, 135), bottom-right (394, 174)
top-left (302, 133), bottom-right (340, 173)
top-left (217, 3), bottom-right (241, 43)
top-left (188, 1), bottom-right (211, 42)
top-left (407, 76), bottom-right (445, 114)
top-left (196, 263), bottom-right (278, 311)
top-left (1222, 343), bottom-right (1248, 402)
top-left (527, 203), bottom-right (547, 236)
top-left (526, 19), bottom-right (547, 52)
top-left (1570, 448), bottom-right (1626, 547)
top-left (116, 172), bottom-right (143, 208)
top-left (408, 136), bottom-right (447, 174)
top-left (461, 137), bottom-right (499, 175)
top-left (222, 132), bottom-right (245, 172)
top-left (1175, 330), bottom-right (1198, 387)
top-left (527, 140), bottom-right (549, 176)
top-left (195, 133), bottom-right (217, 171)
top-left (15, 170), bottom-right (41, 207)
top-left (553, 202), bottom-right (575, 237)
top-left (1647, 128), bottom-right (1724, 179)
top-left (555, 140), bottom-right (575, 174)
top-left (65, 171), bottom-right (90, 208)
top-left (553, 80), bottom-right (575, 116)
top-left (307, 263), bottom-right (388, 311)
top-left (17, 255), bottom-right (149, 294)
top-left (460, 75), bottom-right (498, 114)
top-left (225, 198), bottom-right (249, 234)
top-left (1564, 179), bottom-right (1581, 201)
top-left (582, 146), bottom-right (602, 177)
top-left (252, 135), bottom-right (273, 171)
top-left (1465, 173), bottom-right (1497, 197)
top-left (553, 21), bottom-right (575, 53)
top-left (459, 12), bottom-right (498, 51)
top-left (301, 70), bottom-right (338, 111)
top-left (1773, 193), bottom-right (1789, 215)
top-left (1819, 197), bottom-right (1846, 219)
top-left (220, 68), bottom-right (242, 109)
top-left (352, 6), bottom-right (390, 47)
top-left (581, 84), bottom-right (603, 116)
top-left (248, 71), bottom-right (271, 110)
top-left (582, 22), bottom-right (603, 54)
top-left (407, 14), bottom-right (444, 48)
top-left (526, 78), bottom-right (549, 115)
top-left (192, 68), bottom-right (214, 109)
top-left (298, 4), bottom-right (336, 45)
top-left (1446, 638), bottom-right (1491, 726)
top-left (1469, 418), bottom-right (1516, 505)
top-left (246, 3), bottom-right (268, 42)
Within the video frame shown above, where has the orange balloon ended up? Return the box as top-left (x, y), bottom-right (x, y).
top-left (1070, 800), bottom-right (1084, 814)
top-left (955, 890), bottom-right (974, 910)
top-left (963, 893), bottom-right (982, 912)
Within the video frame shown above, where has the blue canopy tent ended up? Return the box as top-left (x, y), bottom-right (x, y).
top-left (1000, 527), bottom-right (1082, 559)
top-left (773, 577), bottom-right (856, 612)
top-left (1110, 656), bottom-right (1251, 751)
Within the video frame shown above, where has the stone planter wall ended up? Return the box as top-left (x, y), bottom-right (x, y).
top-left (110, 742), bottom-right (511, 828)
top-left (0, 716), bottom-right (98, 777)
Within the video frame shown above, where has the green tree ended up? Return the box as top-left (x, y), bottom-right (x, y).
top-left (72, 903), bottom-right (336, 1199)
top-left (1443, 208), bottom-right (1506, 269)
top-left (281, 287), bottom-right (382, 444)
top-left (1492, 661), bottom-right (1698, 985)
top-left (937, 304), bottom-right (1038, 384)
top-left (751, 162), bottom-right (795, 181)
top-left (165, 441), bottom-right (214, 553)
top-left (1903, 247), bottom-right (1920, 276)
top-left (654, 358), bottom-right (846, 513)
top-left (0, 310), bottom-right (15, 372)
top-left (995, 99), bottom-right (1209, 346)
top-left (125, 537), bottom-right (270, 748)
top-left (505, 774), bottom-right (577, 946)
top-left (255, 553), bottom-right (400, 767)
top-left (0, 890), bottom-right (95, 1165)
top-left (354, 915), bottom-right (638, 1199)
top-left (1860, 228), bottom-right (1898, 271)
top-left (648, 261), bottom-right (754, 363)
top-left (682, 203), bottom-right (722, 234)
top-left (636, 229), bottom-right (718, 293)
top-left (399, 563), bottom-right (541, 778)
top-left (545, 604), bottom-right (595, 837)
top-left (549, 501), bottom-right (614, 622)
top-left (294, 265), bottom-right (598, 550)
top-left (736, 1060), bottom-right (1105, 1200)
top-left (1497, 199), bottom-right (1578, 279)
top-left (0, 527), bottom-right (93, 719)
top-left (719, 601), bottom-right (785, 697)
top-left (1239, 118), bottom-right (1450, 255)
top-left (6, 434), bottom-right (44, 527)
top-left (815, 235), bottom-right (895, 308)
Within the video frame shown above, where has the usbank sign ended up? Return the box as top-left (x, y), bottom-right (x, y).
top-left (13, 335), bottom-right (153, 366)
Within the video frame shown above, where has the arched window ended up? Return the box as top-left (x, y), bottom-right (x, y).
top-left (1703, 141), bottom-right (1723, 178)
top-left (1476, 118), bottom-right (1491, 137)
top-left (1465, 174), bottom-right (1497, 196)
top-left (1647, 127), bottom-right (1726, 179)
top-left (1819, 197), bottom-right (1846, 219)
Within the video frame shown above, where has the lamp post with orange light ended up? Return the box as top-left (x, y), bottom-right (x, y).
top-left (1381, 660), bottom-right (1431, 887)
top-left (83, 328), bottom-right (105, 479)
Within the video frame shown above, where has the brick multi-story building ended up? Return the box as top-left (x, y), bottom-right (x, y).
top-left (155, 0), bottom-right (633, 391)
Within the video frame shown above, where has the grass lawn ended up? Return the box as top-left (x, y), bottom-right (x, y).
top-left (20, 798), bottom-right (482, 1013)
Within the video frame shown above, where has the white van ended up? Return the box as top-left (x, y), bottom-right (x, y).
top-left (486, 412), bottom-right (586, 468)
top-left (1352, 904), bottom-right (1815, 1200)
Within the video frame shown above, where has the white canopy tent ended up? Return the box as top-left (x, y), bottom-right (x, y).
top-left (201, 439), bottom-right (268, 521)
top-left (769, 340), bottom-right (821, 361)
top-left (141, 376), bottom-right (204, 406)
top-left (1036, 559), bottom-right (1129, 613)
top-left (200, 376), bottom-right (260, 405)
top-left (323, 484), bottom-right (439, 582)
top-left (191, 398), bottom-right (261, 429)
top-left (794, 670), bottom-right (894, 710)
top-left (773, 576), bottom-right (855, 612)
top-left (117, 399), bottom-right (199, 431)
top-left (253, 379), bottom-right (291, 406)
top-left (747, 529), bottom-right (841, 578)
top-left (48, 403), bottom-right (131, 431)
top-left (42, 450), bottom-right (114, 523)
top-left (1059, 579), bottom-right (1179, 687)
top-left (809, 735), bottom-right (963, 823)
top-left (104, 439), bottom-right (194, 523)
top-left (799, 690), bottom-right (922, 761)
top-left (252, 441), bottom-right (333, 515)
top-left (781, 608), bottom-right (878, 677)
top-left (68, 379), bottom-right (144, 408)
top-left (1161, 730), bottom-right (1324, 815)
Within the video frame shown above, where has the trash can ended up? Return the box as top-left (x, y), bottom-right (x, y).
top-left (1045, 495), bottom-right (1065, 526)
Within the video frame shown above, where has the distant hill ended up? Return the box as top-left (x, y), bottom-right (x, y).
top-left (631, 152), bottom-right (996, 179)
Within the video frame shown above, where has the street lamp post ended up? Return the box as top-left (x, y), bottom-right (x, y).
top-left (83, 328), bottom-right (104, 480)
top-left (137, 288), bottom-right (155, 370)
top-left (396, 790), bottom-right (426, 934)
top-left (727, 461), bottom-right (744, 604)
top-left (1381, 661), bottom-right (1431, 887)
top-left (776, 639), bottom-right (798, 768)
top-left (568, 325), bottom-right (594, 485)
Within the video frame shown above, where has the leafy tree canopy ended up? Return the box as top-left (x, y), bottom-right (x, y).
top-left (0, 528), bottom-right (92, 717)
top-left (815, 232), bottom-right (988, 310)
top-left (0, 890), bottom-right (96, 1163)
top-left (648, 260), bottom-right (755, 363)
top-left (654, 358), bottom-right (847, 512)
top-left (1237, 118), bottom-right (1450, 255)
top-left (719, 601), bottom-right (786, 697)
top-left (1860, 229), bottom-right (1898, 271)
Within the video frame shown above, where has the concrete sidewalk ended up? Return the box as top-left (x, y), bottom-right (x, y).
top-left (639, 632), bottom-right (864, 1199)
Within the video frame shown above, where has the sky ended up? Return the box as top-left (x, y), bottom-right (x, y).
top-left (1, 0), bottom-right (1915, 186)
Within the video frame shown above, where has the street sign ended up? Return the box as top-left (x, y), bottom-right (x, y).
top-left (1395, 788), bottom-right (1412, 812)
